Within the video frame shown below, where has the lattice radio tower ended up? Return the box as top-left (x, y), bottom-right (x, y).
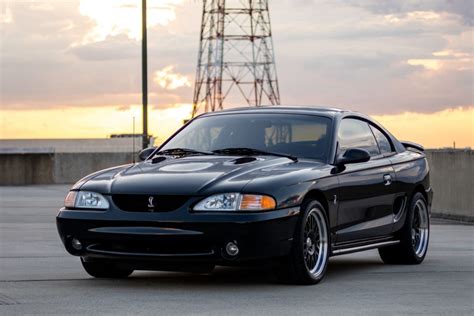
top-left (192, 0), bottom-right (281, 117)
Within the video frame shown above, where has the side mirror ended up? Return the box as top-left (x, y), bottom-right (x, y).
top-left (138, 147), bottom-right (156, 161)
top-left (336, 148), bottom-right (370, 166)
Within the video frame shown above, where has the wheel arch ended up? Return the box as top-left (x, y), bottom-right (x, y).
top-left (411, 183), bottom-right (428, 203)
top-left (302, 190), bottom-right (330, 223)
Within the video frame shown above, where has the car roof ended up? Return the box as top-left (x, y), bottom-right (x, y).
top-left (196, 106), bottom-right (406, 154)
top-left (199, 106), bottom-right (348, 118)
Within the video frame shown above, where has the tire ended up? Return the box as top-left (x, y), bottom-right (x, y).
top-left (275, 200), bottom-right (330, 285)
top-left (81, 257), bottom-right (134, 278)
top-left (379, 192), bottom-right (430, 264)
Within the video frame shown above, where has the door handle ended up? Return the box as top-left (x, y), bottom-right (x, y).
top-left (383, 174), bottom-right (392, 186)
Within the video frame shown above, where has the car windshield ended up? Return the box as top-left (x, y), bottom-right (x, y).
top-left (159, 113), bottom-right (332, 161)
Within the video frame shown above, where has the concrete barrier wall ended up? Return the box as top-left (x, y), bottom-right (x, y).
top-left (0, 152), bottom-right (134, 185)
top-left (425, 149), bottom-right (473, 221)
top-left (1, 149), bottom-right (472, 221)
top-left (0, 153), bottom-right (55, 185)
top-left (53, 153), bottom-right (134, 183)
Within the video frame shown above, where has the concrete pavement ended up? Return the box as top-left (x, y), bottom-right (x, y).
top-left (0, 185), bottom-right (473, 315)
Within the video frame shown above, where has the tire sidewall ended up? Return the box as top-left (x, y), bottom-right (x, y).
top-left (405, 192), bottom-right (430, 263)
top-left (294, 200), bottom-right (330, 283)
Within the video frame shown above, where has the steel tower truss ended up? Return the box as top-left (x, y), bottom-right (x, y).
top-left (192, 0), bottom-right (281, 117)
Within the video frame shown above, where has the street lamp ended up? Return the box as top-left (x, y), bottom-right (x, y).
top-left (141, 0), bottom-right (148, 149)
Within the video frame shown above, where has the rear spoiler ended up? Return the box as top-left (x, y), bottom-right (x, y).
top-left (401, 141), bottom-right (424, 152)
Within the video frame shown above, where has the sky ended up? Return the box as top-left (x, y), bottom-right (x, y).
top-left (0, 0), bottom-right (473, 148)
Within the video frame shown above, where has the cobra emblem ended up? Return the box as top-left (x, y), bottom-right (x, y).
top-left (148, 196), bottom-right (155, 209)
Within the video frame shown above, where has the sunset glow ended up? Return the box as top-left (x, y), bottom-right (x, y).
top-left (1, 1), bottom-right (472, 149)
top-left (1, 106), bottom-right (472, 149)
top-left (0, 104), bottom-right (193, 145)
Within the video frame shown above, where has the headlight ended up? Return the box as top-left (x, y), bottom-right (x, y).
top-left (64, 191), bottom-right (109, 210)
top-left (193, 193), bottom-right (276, 212)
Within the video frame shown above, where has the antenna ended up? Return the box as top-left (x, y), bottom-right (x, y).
top-left (132, 116), bottom-right (136, 163)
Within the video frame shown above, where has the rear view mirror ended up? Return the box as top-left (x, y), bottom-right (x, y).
top-left (138, 147), bottom-right (156, 161)
top-left (336, 148), bottom-right (370, 166)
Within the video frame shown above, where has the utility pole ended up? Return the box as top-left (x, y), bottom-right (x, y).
top-left (141, 0), bottom-right (149, 149)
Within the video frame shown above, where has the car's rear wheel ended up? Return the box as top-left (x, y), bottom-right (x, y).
top-left (379, 192), bottom-right (430, 264)
top-left (81, 257), bottom-right (134, 278)
top-left (275, 200), bottom-right (329, 284)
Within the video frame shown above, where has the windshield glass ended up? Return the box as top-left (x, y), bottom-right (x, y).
top-left (160, 113), bottom-right (332, 161)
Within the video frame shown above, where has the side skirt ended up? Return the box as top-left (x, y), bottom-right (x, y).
top-left (331, 236), bottom-right (400, 256)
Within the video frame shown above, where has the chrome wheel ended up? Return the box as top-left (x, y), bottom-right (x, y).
top-left (411, 199), bottom-right (429, 257)
top-left (303, 208), bottom-right (328, 278)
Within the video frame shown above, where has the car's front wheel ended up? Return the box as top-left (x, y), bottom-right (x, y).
top-left (275, 200), bottom-right (329, 284)
top-left (379, 192), bottom-right (430, 264)
top-left (81, 257), bottom-right (134, 278)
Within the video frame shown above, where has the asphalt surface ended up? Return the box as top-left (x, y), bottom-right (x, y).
top-left (0, 185), bottom-right (473, 315)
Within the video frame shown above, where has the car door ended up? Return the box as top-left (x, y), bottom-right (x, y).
top-left (335, 118), bottom-right (397, 243)
top-left (369, 124), bottom-right (409, 227)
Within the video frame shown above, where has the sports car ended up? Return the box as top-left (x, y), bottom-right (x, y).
top-left (57, 107), bottom-right (432, 284)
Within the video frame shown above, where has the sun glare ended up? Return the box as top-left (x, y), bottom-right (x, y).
top-left (78, 0), bottom-right (184, 44)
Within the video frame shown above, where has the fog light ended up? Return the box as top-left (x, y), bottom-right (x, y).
top-left (71, 238), bottom-right (82, 250)
top-left (225, 242), bottom-right (239, 256)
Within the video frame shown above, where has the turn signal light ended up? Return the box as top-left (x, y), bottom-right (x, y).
top-left (239, 195), bottom-right (276, 211)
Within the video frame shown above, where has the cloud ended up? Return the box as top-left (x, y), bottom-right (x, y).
top-left (343, 0), bottom-right (473, 26)
top-left (0, 4), bottom-right (13, 24)
top-left (0, 0), bottom-right (472, 117)
top-left (0, 0), bottom-right (198, 110)
top-left (153, 66), bottom-right (191, 90)
top-left (69, 34), bottom-right (140, 60)
top-left (78, 0), bottom-right (184, 44)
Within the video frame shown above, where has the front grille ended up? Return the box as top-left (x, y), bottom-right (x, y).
top-left (112, 194), bottom-right (190, 212)
top-left (88, 240), bottom-right (214, 256)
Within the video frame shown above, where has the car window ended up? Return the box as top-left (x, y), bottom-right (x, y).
top-left (160, 114), bottom-right (332, 161)
top-left (264, 122), bottom-right (328, 145)
top-left (338, 118), bottom-right (380, 156)
top-left (370, 125), bottom-right (393, 154)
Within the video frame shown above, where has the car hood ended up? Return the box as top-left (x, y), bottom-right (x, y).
top-left (77, 155), bottom-right (331, 195)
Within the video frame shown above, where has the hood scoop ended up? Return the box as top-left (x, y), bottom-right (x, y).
top-left (230, 156), bottom-right (260, 165)
top-left (151, 156), bottom-right (166, 164)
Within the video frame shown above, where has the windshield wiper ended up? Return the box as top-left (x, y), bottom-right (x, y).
top-left (212, 147), bottom-right (298, 162)
top-left (155, 148), bottom-right (215, 157)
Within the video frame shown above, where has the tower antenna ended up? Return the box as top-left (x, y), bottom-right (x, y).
top-left (192, 0), bottom-right (280, 117)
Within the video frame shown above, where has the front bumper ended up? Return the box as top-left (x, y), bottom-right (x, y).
top-left (56, 206), bottom-right (300, 265)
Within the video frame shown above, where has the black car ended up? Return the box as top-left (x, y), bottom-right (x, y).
top-left (57, 107), bottom-right (432, 284)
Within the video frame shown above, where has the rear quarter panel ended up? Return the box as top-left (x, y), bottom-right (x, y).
top-left (389, 150), bottom-right (431, 233)
top-left (390, 151), bottom-right (430, 198)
